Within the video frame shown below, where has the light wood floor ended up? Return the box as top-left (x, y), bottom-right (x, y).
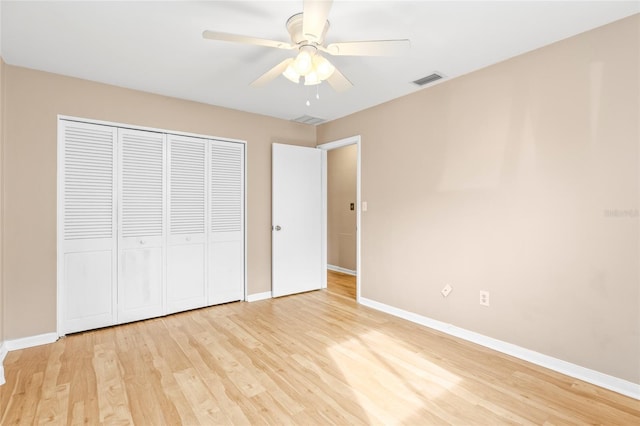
top-left (327, 269), bottom-right (356, 299)
top-left (1, 285), bottom-right (639, 424)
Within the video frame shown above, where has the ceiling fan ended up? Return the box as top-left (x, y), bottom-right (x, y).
top-left (202, 0), bottom-right (410, 92)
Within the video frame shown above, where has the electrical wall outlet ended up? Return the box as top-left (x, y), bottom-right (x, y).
top-left (480, 290), bottom-right (490, 306)
top-left (441, 284), bottom-right (452, 297)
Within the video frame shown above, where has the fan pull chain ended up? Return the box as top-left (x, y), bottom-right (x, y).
top-left (305, 84), bottom-right (322, 107)
top-left (305, 84), bottom-right (312, 106)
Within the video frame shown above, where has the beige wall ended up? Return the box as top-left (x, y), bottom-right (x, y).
top-left (327, 144), bottom-right (357, 271)
top-left (2, 65), bottom-right (315, 340)
top-left (318, 15), bottom-right (640, 384)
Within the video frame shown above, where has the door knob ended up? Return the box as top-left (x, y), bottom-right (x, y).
top-left (274, 225), bottom-right (282, 231)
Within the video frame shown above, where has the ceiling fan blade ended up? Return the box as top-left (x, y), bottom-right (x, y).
top-left (303, 0), bottom-right (333, 43)
top-left (203, 30), bottom-right (294, 50)
top-left (250, 58), bottom-right (293, 88)
top-left (325, 39), bottom-right (411, 56)
top-left (326, 67), bottom-right (353, 92)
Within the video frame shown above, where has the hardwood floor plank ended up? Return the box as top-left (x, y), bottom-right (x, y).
top-left (92, 343), bottom-right (134, 425)
top-left (174, 367), bottom-right (231, 425)
top-left (1, 277), bottom-right (639, 425)
top-left (138, 324), bottom-right (201, 425)
top-left (33, 341), bottom-right (69, 424)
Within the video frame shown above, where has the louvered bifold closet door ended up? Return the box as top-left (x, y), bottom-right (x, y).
top-left (60, 120), bottom-right (117, 334)
top-left (118, 128), bottom-right (166, 324)
top-left (166, 135), bottom-right (207, 313)
top-left (209, 140), bottom-right (245, 304)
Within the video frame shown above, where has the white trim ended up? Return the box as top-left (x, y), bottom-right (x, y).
top-left (4, 333), bottom-right (58, 352)
top-left (247, 291), bottom-right (272, 302)
top-left (327, 264), bottom-right (356, 276)
top-left (243, 143), bottom-right (248, 302)
top-left (360, 297), bottom-right (640, 400)
top-left (56, 121), bottom-right (64, 337)
top-left (320, 149), bottom-right (328, 290)
top-left (58, 115), bottom-right (246, 146)
top-left (317, 136), bottom-right (360, 151)
top-left (0, 342), bottom-right (7, 385)
top-left (1, 333), bottom-right (60, 385)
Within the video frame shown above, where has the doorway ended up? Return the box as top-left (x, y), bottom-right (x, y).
top-left (318, 136), bottom-right (361, 301)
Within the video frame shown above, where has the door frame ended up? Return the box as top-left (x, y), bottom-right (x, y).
top-left (317, 135), bottom-right (361, 301)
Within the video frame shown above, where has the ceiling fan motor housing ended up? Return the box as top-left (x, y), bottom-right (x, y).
top-left (286, 13), bottom-right (330, 46)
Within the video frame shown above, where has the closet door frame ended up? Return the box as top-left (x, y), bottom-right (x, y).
top-left (57, 115), bottom-right (247, 337)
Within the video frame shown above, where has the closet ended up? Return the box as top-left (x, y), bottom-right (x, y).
top-left (58, 119), bottom-right (245, 335)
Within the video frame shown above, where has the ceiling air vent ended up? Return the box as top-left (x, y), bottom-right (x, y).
top-left (291, 115), bottom-right (326, 125)
top-left (412, 73), bottom-right (444, 86)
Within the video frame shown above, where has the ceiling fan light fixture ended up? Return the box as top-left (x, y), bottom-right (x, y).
top-left (283, 64), bottom-right (301, 83)
top-left (313, 55), bottom-right (335, 80)
top-left (304, 70), bottom-right (321, 86)
top-left (293, 49), bottom-right (314, 75)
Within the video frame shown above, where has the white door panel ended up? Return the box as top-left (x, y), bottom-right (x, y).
top-left (168, 233), bottom-right (205, 245)
top-left (272, 143), bottom-right (323, 297)
top-left (167, 243), bottom-right (207, 313)
top-left (62, 250), bottom-right (114, 334)
top-left (210, 237), bottom-right (244, 304)
top-left (118, 247), bottom-right (164, 322)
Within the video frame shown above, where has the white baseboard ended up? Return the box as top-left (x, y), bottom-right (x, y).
top-left (359, 297), bottom-right (640, 400)
top-left (0, 342), bottom-right (7, 385)
top-left (327, 264), bottom-right (356, 276)
top-left (4, 332), bottom-right (58, 352)
top-left (247, 291), bottom-right (272, 302)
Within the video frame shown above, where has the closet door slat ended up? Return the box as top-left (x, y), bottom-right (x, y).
top-left (211, 143), bottom-right (243, 233)
top-left (170, 137), bottom-right (206, 235)
top-left (120, 131), bottom-right (165, 238)
top-left (63, 125), bottom-right (115, 240)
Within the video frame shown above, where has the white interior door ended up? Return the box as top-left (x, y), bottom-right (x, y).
top-left (117, 128), bottom-right (165, 324)
top-left (209, 140), bottom-right (245, 304)
top-left (167, 134), bottom-right (207, 313)
top-left (59, 121), bottom-right (117, 334)
top-left (272, 143), bottom-right (323, 297)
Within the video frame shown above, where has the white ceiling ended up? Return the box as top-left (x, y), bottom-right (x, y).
top-left (1, 1), bottom-right (638, 123)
